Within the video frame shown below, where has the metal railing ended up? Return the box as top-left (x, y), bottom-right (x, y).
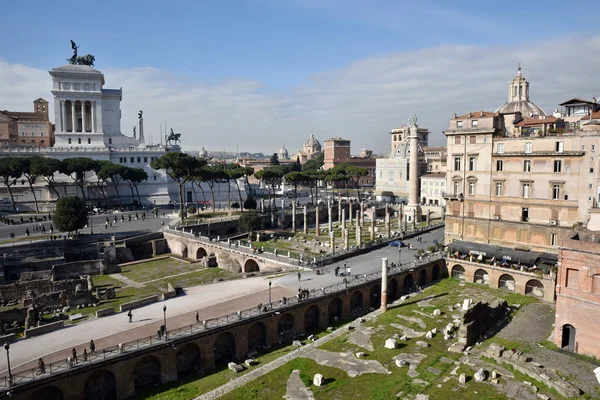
top-left (0, 251), bottom-right (444, 389)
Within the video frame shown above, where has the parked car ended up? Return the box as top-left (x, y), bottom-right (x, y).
top-left (388, 241), bottom-right (405, 248)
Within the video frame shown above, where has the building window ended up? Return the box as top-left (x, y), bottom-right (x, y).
top-left (68, 138), bottom-right (71, 144)
top-left (495, 183), bottom-right (502, 196)
top-left (130, 157), bottom-right (134, 163)
top-left (551, 233), bottom-right (557, 246)
top-left (469, 135), bottom-right (476, 144)
top-left (497, 143), bottom-right (504, 153)
top-left (78, 138), bottom-right (81, 144)
top-left (522, 183), bottom-right (530, 199)
top-left (136, 157), bottom-right (140, 163)
top-left (153, 175), bottom-right (157, 181)
top-left (144, 157), bottom-right (148, 163)
top-left (454, 136), bottom-right (461, 144)
top-left (119, 157), bottom-right (123, 163)
top-left (453, 181), bottom-right (460, 195)
top-left (521, 208), bottom-right (529, 222)
top-left (591, 168), bottom-right (595, 173)
top-left (553, 160), bottom-right (562, 173)
top-left (582, 145), bottom-right (585, 151)
top-left (593, 145), bottom-right (596, 152)
top-left (471, 120), bottom-right (478, 128)
top-left (454, 157), bottom-right (461, 171)
top-left (109, 138), bottom-right (112, 144)
top-left (525, 142), bottom-right (532, 153)
top-left (552, 185), bottom-right (560, 200)
top-left (589, 184), bottom-right (593, 189)
top-left (469, 157), bottom-right (476, 171)
top-left (468, 181), bottom-right (475, 195)
top-left (524, 160), bottom-right (531, 172)
top-left (496, 160), bottom-right (503, 171)
top-left (87, 138), bottom-right (91, 144)
top-left (456, 121), bottom-right (463, 129)
top-left (555, 141), bottom-right (564, 153)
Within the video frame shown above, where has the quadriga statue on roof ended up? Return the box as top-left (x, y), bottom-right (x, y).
top-left (67, 40), bottom-right (96, 67)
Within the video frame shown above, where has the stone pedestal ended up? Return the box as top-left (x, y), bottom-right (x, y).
top-left (344, 229), bottom-right (349, 250)
top-left (303, 206), bottom-right (308, 234)
top-left (315, 207), bottom-right (320, 236)
top-left (381, 258), bottom-right (388, 310)
top-left (291, 202), bottom-right (296, 233)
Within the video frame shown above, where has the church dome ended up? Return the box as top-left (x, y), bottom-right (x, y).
top-left (495, 66), bottom-right (546, 117)
top-left (278, 145), bottom-right (289, 160)
top-left (304, 134), bottom-right (322, 152)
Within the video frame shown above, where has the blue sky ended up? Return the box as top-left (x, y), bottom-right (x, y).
top-left (1, 1), bottom-right (599, 152)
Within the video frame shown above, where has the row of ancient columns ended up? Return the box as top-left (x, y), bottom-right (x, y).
top-left (60, 99), bottom-right (96, 133)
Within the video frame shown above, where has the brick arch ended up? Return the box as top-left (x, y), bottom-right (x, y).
top-left (369, 284), bottom-right (381, 309)
top-left (133, 355), bottom-right (161, 395)
top-left (525, 279), bottom-right (544, 297)
top-left (244, 259), bottom-right (260, 273)
top-left (328, 297), bottom-right (343, 323)
top-left (304, 304), bottom-right (320, 331)
top-left (418, 268), bottom-right (427, 287)
top-left (277, 313), bottom-right (296, 341)
top-left (248, 321), bottom-right (268, 351)
top-left (474, 268), bottom-right (489, 285)
top-left (432, 264), bottom-right (441, 281)
top-left (389, 278), bottom-right (399, 301)
top-left (451, 264), bottom-right (465, 280)
top-left (403, 273), bottom-right (415, 293)
top-left (498, 274), bottom-right (516, 291)
top-left (196, 247), bottom-right (207, 259)
top-left (84, 370), bottom-right (116, 400)
top-left (176, 342), bottom-right (201, 378)
top-left (213, 331), bottom-right (236, 365)
top-left (350, 290), bottom-right (363, 313)
top-left (29, 386), bottom-right (64, 400)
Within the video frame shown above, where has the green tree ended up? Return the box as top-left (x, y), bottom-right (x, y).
top-left (22, 157), bottom-right (41, 213)
top-left (284, 171), bottom-right (305, 202)
top-left (91, 160), bottom-right (112, 207)
top-left (256, 167), bottom-right (283, 204)
top-left (243, 195), bottom-right (257, 210)
top-left (59, 157), bottom-right (98, 200)
top-left (239, 166), bottom-right (255, 197)
top-left (97, 163), bottom-right (127, 206)
top-left (302, 153), bottom-right (324, 172)
top-left (238, 211), bottom-right (264, 233)
top-left (30, 157), bottom-right (63, 199)
top-left (0, 157), bottom-right (27, 212)
top-left (227, 167), bottom-right (247, 212)
top-left (122, 167), bottom-right (148, 203)
top-left (269, 153), bottom-right (280, 166)
top-left (346, 164), bottom-right (369, 200)
top-left (203, 165), bottom-right (227, 212)
top-left (53, 196), bottom-right (88, 233)
top-left (151, 153), bottom-right (205, 223)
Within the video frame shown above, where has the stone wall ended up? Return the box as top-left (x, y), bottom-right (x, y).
top-left (457, 300), bottom-right (509, 346)
top-left (24, 320), bottom-right (64, 338)
top-left (151, 239), bottom-right (168, 256)
top-left (52, 260), bottom-right (106, 280)
top-left (0, 308), bottom-right (27, 326)
top-left (119, 295), bottom-right (159, 312)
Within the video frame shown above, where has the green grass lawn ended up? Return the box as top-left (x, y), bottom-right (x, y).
top-left (120, 258), bottom-right (201, 283)
top-left (144, 268), bottom-right (234, 292)
top-left (223, 279), bottom-right (556, 400)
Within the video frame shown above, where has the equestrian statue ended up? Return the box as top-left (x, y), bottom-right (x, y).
top-left (166, 129), bottom-right (181, 146)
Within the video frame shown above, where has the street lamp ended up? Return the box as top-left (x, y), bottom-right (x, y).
top-left (268, 281), bottom-right (272, 306)
top-left (162, 305), bottom-right (167, 341)
top-left (4, 342), bottom-right (12, 387)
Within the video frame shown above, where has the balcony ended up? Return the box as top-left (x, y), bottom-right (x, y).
top-left (442, 192), bottom-right (464, 201)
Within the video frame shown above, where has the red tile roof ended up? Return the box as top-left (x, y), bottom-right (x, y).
top-left (515, 116), bottom-right (559, 127)
top-left (581, 110), bottom-right (600, 120)
top-left (452, 111), bottom-right (499, 119)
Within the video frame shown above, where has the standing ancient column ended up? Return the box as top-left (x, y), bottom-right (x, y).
top-left (398, 204), bottom-right (403, 230)
top-left (360, 202), bottom-right (364, 225)
top-left (349, 202), bottom-right (353, 224)
top-left (426, 210), bottom-right (430, 227)
top-left (91, 101), bottom-right (95, 133)
top-left (260, 198), bottom-right (265, 213)
top-left (341, 208), bottom-right (346, 232)
top-left (281, 199), bottom-right (286, 229)
top-left (329, 231), bottom-right (335, 254)
top-left (328, 202), bottom-right (333, 233)
top-left (315, 206), bottom-right (320, 236)
top-left (385, 204), bottom-right (391, 237)
top-left (71, 100), bottom-right (76, 132)
top-left (344, 229), bottom-right (349, 250)
top-left (303, 205), bottom-right (308, 234)
top-left (381, 258), bottom-right (388, 311)
top-left (82, 101), bottom-right (87, 133)
top-left (291, 202), bottom-right (296, 233)
top-left (338, 198), bottom-right (342, 224)
top-left (356, 224), bottom-right (362, 247)
top-left (60, 100), bottom-right (66, 132)
top-left (370, 213), bottom-right (375, 241)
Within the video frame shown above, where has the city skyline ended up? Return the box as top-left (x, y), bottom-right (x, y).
top-left (1, 1), bottom-right (599, 153)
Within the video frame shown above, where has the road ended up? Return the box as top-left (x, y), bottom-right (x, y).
top-left (0, 227), bottom-right (443, 375)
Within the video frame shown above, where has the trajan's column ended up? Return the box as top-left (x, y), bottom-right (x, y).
top-left (404, 115), bottom-right (422, 225)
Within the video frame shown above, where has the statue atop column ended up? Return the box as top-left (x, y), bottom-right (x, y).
top-left (138, 110), bottom-right (145, 143)
top-left (133, 126), bottom-right (136, 138)
top-left (412, 114), bottom-right (418, 127)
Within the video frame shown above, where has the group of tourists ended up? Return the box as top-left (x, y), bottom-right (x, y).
top-left (297, 287), bottom-right (310, 300)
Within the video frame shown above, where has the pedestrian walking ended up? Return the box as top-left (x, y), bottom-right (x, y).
top-left (72, 348), bottom-right (78, 364)
top-left (128, 310), bottom-right (133, 323)
top-left (195, 310), bottom-right (199, 323)
top-left (89, 339), bottom-right (96, 355)
top-left (37, 358), bottom-right (45, 375)
top-left (297, 272), bottom-right (301, 281)
top-left (83, 349), bottom-right (88, 362)
top-left (157, 329), bottom-right (162, 340)
top-left (128, 215), bottom-right (132, 222)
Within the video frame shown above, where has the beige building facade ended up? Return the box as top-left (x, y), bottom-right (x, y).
top-left (0, 98), bottom-right (54, 147)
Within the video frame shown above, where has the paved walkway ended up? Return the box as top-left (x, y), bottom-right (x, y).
top-left (0, 278), bottom-right (294, 374)
top-left (110, 273), bottom-right (144, 288)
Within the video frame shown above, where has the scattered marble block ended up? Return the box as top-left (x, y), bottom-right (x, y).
top-left (432, 309), bottom-right (441, 317)
top-left (459, 373), bottom-right (466, 384)
top-left (413, 379), bottom-right (428, 386)
top-left (400, 295), bottom-right (409, 301)
top-left (245, 359), bottom-right (257, 367)
top-left (431, 328), bottom-right (436, 334)
top-left (425, 331), bottom-right (433, 340)
top-left (356, 317), bottom-right (365, 324)
top-left (313, 374), bottom-right (324, 386)
top-left (492, 378), bottom-right (499, 384)
top-left (462, 299), bottom-right (473, 310)
top-left (399, 334), bottom-right (408, 341)
top-left (355, 352), bottom-right (365, 358)
top-left (594, 366), bottom-right (600, 384)
top-left (326, 327), bottom-right (334, 332)
top-left (228, 362), bottom-right (243, 373)
top-left (308, 334), bottom-right (316, 341)
top-left (416, 341), bottom-right (430, 348)
top-left (293, 340), bottom-right (303, 347)
top-left (395, 359), bottom-right (409, 367)
top-left (536, 395), bottom-right (550, 400)
top-left (415, 395), bottom-right (429, 400)
top-left (474, 368), bottom-right (486, 382)
top-left (491, 370), bottom-right (498, 379)
top-left (384, 338), bottom-right (397, 349)
top-left (69, 313), bottom-right (84, 321)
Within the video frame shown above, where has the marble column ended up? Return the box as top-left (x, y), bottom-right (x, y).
top-left (303, 205), bottom-right (308, 234)
top-left (370, 214), bottom-right (375, 241)
top-left (341, 208), bottom-right (346, 232)
top-left (349, 202), bottom-right (353, 224)
top-left (426, 210), bottom-right (430, 227)
top-left (91, 101), bottom-right (95, 133)
top-left (291, 202), bottom-right (296, 233)
top-left (356, 224), bottom-right (362, 247)
top-left (329, 232), bottom-right (335, 254)
top-left (281, 199), bottom-right (285, 228)
top-left (315, 207), bottom-right (320, 236)
top-left (412, 209), bottom-right (417, 230)
top-left (343, 229), bottom-right (349, 250)
top-left (71, 100), bottom-right (76, 132)
top-left (260, 198), bottom-right (265, 213)
top-left (337, 197), bottom-right (342, 223)
top-left (60, 100), bottom-right (66, 133)
top-left (381, 258), bottom-right (388, 311)
top-left (328, 203), bottom-right (332, 233)
top-left (398, 206), bottom-right (403, 230)
top-left (385, 204), bottom-right (391, 237)
top-left (361, 202), bottom-right (365, 225)
top-left (81, 101), bottom-right (87, 133)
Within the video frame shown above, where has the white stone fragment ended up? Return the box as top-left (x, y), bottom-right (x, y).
top-left (313, 374), bottom-right (324, 386)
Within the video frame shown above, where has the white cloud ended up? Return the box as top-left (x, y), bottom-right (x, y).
top-left (1, 35), bottom-right (599, 155)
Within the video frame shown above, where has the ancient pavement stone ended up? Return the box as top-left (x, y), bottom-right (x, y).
top-left (427, 367), bottom-right (441, 376)
top-left (390, 323), bottom-right (425, 338)
top-left (284, 369), bottom-right (315, 400)
top-left (397, 314), bottom-right (427, 329)
top-left (306, 349), bottom-right (390, 378)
